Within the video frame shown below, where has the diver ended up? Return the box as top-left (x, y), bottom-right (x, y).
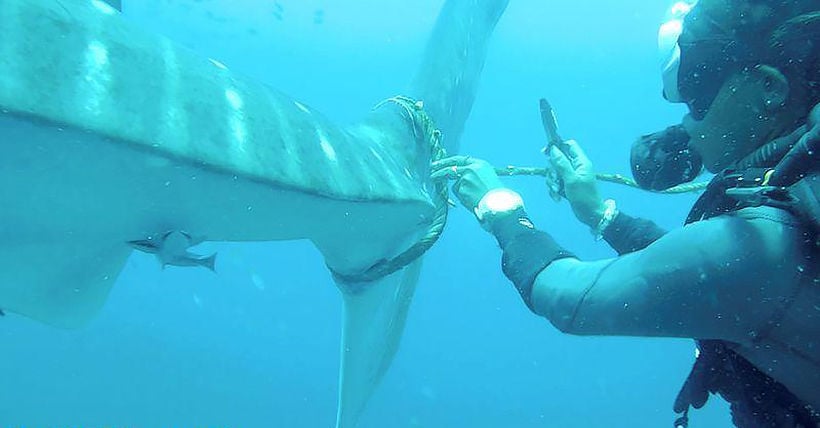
top-left (431, 0), bottom-right (819, 426)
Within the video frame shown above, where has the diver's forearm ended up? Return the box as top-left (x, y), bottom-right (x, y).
top-left (484, 207), bottom-right (666, 309)
top-left (519, 211), bottom-right (793, 340)
top-left (485, 208), bottom-right (575, 309)
top-left (602, 212), bottom-right (667, 255)
top-left (485, 206), bottom-right (781, 340)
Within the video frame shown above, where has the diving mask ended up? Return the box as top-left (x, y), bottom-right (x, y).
top-left (659, 1), bottom-right (698, 103)
top-left (659, 0), bottom-right (757, 120)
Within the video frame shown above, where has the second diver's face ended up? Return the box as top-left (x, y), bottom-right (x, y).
top-left (682, 68), bottom-right (771, 173)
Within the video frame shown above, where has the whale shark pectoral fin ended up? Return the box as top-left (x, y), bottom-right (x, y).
top-left (0, 239), bottom-right (131, 328)
top-left (334, 259), bottom-right (423, 428)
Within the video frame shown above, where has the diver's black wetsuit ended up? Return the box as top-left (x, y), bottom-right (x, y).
top-left (490, 109), bottom-right (820, 427)
top-left (606, 210), bottom-right (819, 427)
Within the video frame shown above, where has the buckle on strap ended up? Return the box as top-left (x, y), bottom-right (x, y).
top-left (724, 185), bottom-right (783, 207)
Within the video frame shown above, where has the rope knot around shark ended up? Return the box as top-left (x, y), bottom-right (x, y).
top-left (326, 95), bottom-right (708, 285)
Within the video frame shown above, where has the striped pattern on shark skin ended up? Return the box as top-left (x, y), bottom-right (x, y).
top-left (0, 0), bottom-right (433, 206)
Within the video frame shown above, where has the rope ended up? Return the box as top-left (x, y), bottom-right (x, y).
top-left (330, 96), bottom-right (451, 284)
top-left (493, 166), bottom-right (709, 194)
top-left (331, 96), bottom-right (708, 284)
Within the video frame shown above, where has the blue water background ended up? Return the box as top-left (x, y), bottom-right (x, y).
top-left (1, 0), bottom-right (732, 426)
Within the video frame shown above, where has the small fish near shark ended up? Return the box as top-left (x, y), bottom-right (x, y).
top-left (127, 231), bottom-right (216, 271)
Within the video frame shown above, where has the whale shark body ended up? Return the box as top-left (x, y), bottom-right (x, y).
top-left (0, 0), bottom-right (509, 426)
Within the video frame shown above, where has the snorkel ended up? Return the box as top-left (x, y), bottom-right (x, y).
top-left (630, 125), bottom-right (703, 191)
top-left (630, 1), bottom-right (705, 191)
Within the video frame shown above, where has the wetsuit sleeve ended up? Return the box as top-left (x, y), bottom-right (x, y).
top-left (601, 212), bottom-right (668, 255)
top-left (486, 208), bottom-right (576, 308)
top-left (525, 207), bottom-right (803, 341)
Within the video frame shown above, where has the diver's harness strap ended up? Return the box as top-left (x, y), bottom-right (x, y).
top-left (685, 117), bottom-right (819, 236)
top-left (484, 207), bottom-right (575, 309)
top-left (674, 340), bottom-right (820, 428)
top-left (673, 125), bottom-right (820, 428)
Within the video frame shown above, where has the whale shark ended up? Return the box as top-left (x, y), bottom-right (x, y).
top-left (0, 0), bottom-right (509, 426)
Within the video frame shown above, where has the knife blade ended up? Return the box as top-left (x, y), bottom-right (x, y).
top-left (539, 98), bottom-right (566, 201)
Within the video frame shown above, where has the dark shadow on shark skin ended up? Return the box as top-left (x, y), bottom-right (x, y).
top-left (103, 0), bottom-right (121, 11)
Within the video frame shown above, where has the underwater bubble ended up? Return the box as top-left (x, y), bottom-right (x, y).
top-left (420, 385), bottom-right (436, 400)
top-left (251, 273), bottom-right (266, 291)
top-left (272, 2), bottom-right (284, 21)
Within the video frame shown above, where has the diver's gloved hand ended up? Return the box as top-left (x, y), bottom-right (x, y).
top-left (430, 155), bottom-right (505, 212)
top-left (548, 140), bottom-right (607, 228)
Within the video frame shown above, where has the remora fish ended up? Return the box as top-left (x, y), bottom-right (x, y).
top-left (127, 231), bottom-right (216, 271)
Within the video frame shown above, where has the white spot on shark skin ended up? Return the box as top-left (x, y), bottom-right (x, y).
top-left (225, 88), bottom-right (243, 109)
top-left (225, 88), bottom-right (247, 152)
top-left (231, 117), bottom-right (247, 151)
top-left (294, 101), bottom-right (311, 114)
top-left (208, 58), bottom-right (228, 70)
top-left (91, 0), bottom-right (117, 15)
top-left (88, 42), bottom-right (108, 65)
top-left (160, 39), bottom-right (189, 148)
top-left (369, 147), bottom-right (385, 164)
top-left (82, 40), bottom-right (110, 115)
top-left (317, 129), bottom-right (337, 162)
top-left (193, 293), bottom-right (203, 308)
